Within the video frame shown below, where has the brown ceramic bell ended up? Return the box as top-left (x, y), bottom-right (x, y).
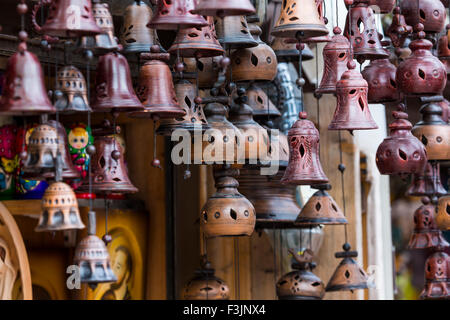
top-left (344, 1), bottom-right (389, 62)
top-left (54, 65), bottom-right (91, 113)
top-left (91, 52), bottom-right (144, 113)
top-left (271, 37), bottom-right (314, 62)
top-left (32, 0), bottom-right (102, 38)
top-left (376, 107), bottom-right (427, 176)
top-left (23, 124), bottom-right (59, 173)
top-left (438, 98), bottom-right (449, 123)
top-left (0, 43), bottom-right (55, 115)
top-left (201, 165), bottom-right (256, 238)
top-left (369, 0), bottom-right (395, 13)
top-left (282, 112), bottom-right (329, 185)
top-left (362, 55), bottom-right (400, 104)
top-left (328, 61), bottom-right (378, 131)
top-left (407, 162), bottom-right (447, 197)
top-left (386, 6), bottom-right (413, 48)
top-left (271, 0), bottom-right (328, 39)
top-left (35, 181), bottom-right (85, 232)
top-left (246, 83), bottom-right (280, 119)
top-left (396, 24), bottom-right (447, 97)
top-left (438, 25), bottom-right (450, 75)
top-left (168, 16), bottom-right (224, 58)
top-left (400, 0), bottom-right (446, 34)
top-left (184, 56), bottom-right (223, 89)
top-left (420, 251), bottom-right (450, 300)
top-left (436, 196), bottom-right (450, 231)
top-left (147, 0), bottom-right (208, 30)
top-left (408, 197), bottom-right (449, 250)
top-left (215, 15), bottom-right (258, 49)
top-left (326, 243), bottom-right (372, 292)
top-left (316, 27), bottom-right (350, 95)
top-left (412, 99), bottom-right (450, 161)
top-left (120, 0), bottom-right (156, 54)
top-left (295, 184), bottom-right (348, 226)
top-left (191, 0), bottom-right (256, 16)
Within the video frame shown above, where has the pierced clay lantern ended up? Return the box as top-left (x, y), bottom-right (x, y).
top-left (23, 124), bottom-right (59, 173)
top-left (400, 0), bottom-right (446, 34)
top-left (147, 0), bottom-right (208, 30)
top-left (408, 197), bottom-right (449, 250)
top-left (407, 162), bottom-right (447, 197)
top-left (362, 56), bottom-right (400, 104)
top-left (191, 0), bottom-right (256, 16)
top-left (369, 0), bottom-right (395, 14)
top-left (215, 16), bottom-right (258, 49)
top-left (436, 196), bottom-right (450, 231)
top-left (54, 65), bottom-right (91, 113)
top-left (201, 165), bottom-right (256, 238)
top-left (246, 83), bottom-right (281, 119)
top-left (271, 37), bottom-right (314, 62)
top-left (184, 56), bottom-right (222, 89)
top-left (420, 251), bottom-right (450, 300)
top-left (282, 112), bottom-right (329, 185)
top-left (386, 7), bottom-right (413, 48)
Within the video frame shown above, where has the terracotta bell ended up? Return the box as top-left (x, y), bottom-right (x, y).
top-left (295, 184), bottom-right (348, 226)
top-left (369, 0), bottom-right (395, 14)
top-left (23, 124), bottom-right (59, 173)
top-left (201, 165), bottom-right (256, 238)
top-left (407, 162), bottom-right (447, 198)
top-left (147, 0), bottom-right (208, 30)
top-left (32, 0), bottom-right (102, 38)
top-left (191, 0), bottom-right (256, 17)
top-left (132, 46), bottom-right (185, 119)
top-left (246, 83), bottom-right (281, 119)
top-left (276, 249), bottom-right (325, 300)
top-left (0, 43), bottom-right (55, 115)
top-left (184, 56), bottom-right (222, 89)
top-left (326, 243), bottom-right (372, 292)
top-left (120, 0), bottom-right (156, 54)
top-left (271, 37), bottom-right (314, 62)
top-left (91, 52), bottom-right (144, 113)
top-left (35, 181), bottom-right (85, 232)
top-left (376, 108), bottom-right (427, 176)
top-left (182, 257), bottom-right (230, 300)
top-left (328, 61), bottom-right (378, 131)
top-left (168, 16), bottom-right (224, 58)
top-left (343, 1), bottom-right (389, 62)
top-left (438, 26), bottom-right (450, 74)
top-left (408, 197), bottom-right (449, 250)
top-left (386, 6), bottom-right (413, 48)
top-left (215, 15), bottom-right (258, 49)
top-left (396, 24), bottom-right (447, 97)
top-left (271, 0), bottom-right (328, 39)
top-left (420, 251), bottom-right (450, 300)
top-left (412, 99), bottom-right (450, 161)
top-left (230, 24), bottom-right (277, 82)
top-left (437, 196), bottom-right (450, 231)
top-left (316, 27), bottom-right (350, 95)
top-left (54, 65), bottom-right (91, 113)
top-left (400, 0), bottom-right (446, 34)
top-left (282, 112), bottom-right (329, 185)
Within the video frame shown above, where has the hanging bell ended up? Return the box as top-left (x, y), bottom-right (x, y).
top-left (200, 165), bottom-right (256, 238)
top-left (328, 61), bottom-right (378, 131)
top-left (420, 251), bottom-right (450, 300)
top-left (400, 0), bottom-right (446, 34)
top-left (182, 256), bottom-right (230, 300)
top-left (215, 15), bottom-right (258, 49)
top-left (184, 56), bottom-right (222, 89)
top-left (407, 162), bottom-right (447, 197)
top-left (412, 99), bottom-right (450, 161)
top-left (438, 98), bottom-right (449, 123)
top-left (282, 112), bottom-right (329, 185)
top-left (368, 0), bottom-right (395, 14)
top-left (147, 0), bottom-right (208, 30)
top-left (246, 83), bottom-right (281, 119)
top-left (0, 43), bottom-right (55, 115)
top-left (437, 196), bottom-right (450, 231)
top-left (23, 124), bottom-right (59, 173)
top-left (91, 52), bottom-right (144, 113)
top-left (376, 107), bottom-right (427, 176)
top-left (32, 0), bottom-right (102, 38)
top-left (54, 65), bottom-right (91, 113)
top-left (35, 182), bottom-right (85, 232)
top-left (168, 16), bottom-right (224, 58)
top-left (191, 0), bottom-right (256, 17)
top-left (326, 243), bottom-right (372, 292)
top-left (438, 25), bottom-right (450, 75)
top-left (120, 0), bottom-right (157, 54)
top-left (316, 27), bottom-right (350, 95)
top-left (271, 0), bottom-right (328, 39)
top-left (386, 6), bottom-right (413, 48)
top-left (343, 1), bottom-right (389, 62)
top-left (396, 24), bottom-right (447, 97)
top-left (271, 37), bottom-right (314, 62)
top-left (408, 197), bottom-right (449, 250)
top-left (295, 184), bottom-right (348, 226)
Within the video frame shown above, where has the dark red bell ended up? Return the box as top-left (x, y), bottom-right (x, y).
top-left (400, 0), bottom-right (446, 34)
top-left (386, 7), bottom-right (413, 48)
top-left (148, 0), bottom-right (208, 30)
top-left (281, 112), bottom-right (329, 185)
top-left (437, 25), bottom-right (450, 75)
top-left (91, 52), bottom-right (144, 113)
top-left (368, 0), bottom-right (395, 14)
top-left (407, 161), bottom-right (447, 197)
top-left (328, 61), bottom-right (378, 131)
top-left (376, 106), bottom-right (427, 176)
top-left (421, 251), bottom-right (450, 300)
top-left (362, 55), bottom-right (400, 104)
top-left (191, 0), bottom-right (256, 16)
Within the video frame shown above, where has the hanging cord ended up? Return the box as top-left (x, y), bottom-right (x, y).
top-left (86, 53), bottom-right (94, 212)
top-left (338, 131), bottom-right (349, 244)
top-left (296, 42), bottom-right (305, 112)
top-left (315, 46), bottom-right (321, 134)
top-left (335, 0), bottom-right (339, 28)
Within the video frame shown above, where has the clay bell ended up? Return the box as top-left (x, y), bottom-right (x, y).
top-left (0, 44), bottom-right (55, 115)
top-left (376, 108), bottom-right (427, 176)
top-left (184, 56), bottom-right (222, 89)
top-left (32, 0), bottom-right (102, 38)
top-left (328, 61), bottom-right (378, 131)
top-left (316, 27), bottom-right (350, 95)
top-left (201, 165), bottom-right (256, 238)
top-left (407, 162), bottom-right (447, 197)
top-left (147, 0), bottom-right (208, 30)
top-left (437, 196), bottom-right (450, 231)
top-left (400, 0), bottom-right (446, 34)
top-left (420, 251), bottom-right (450, 300)
top-left (120, 1), bottom-right (156, 54)
top-left (191, 0), bottom-right (256, 17)
top-left (91, 52), bottom-right (144, 113)
top-left (412, 100), bottom-right (450, 161)
top-left (35, 182), bottom-right (85, 232)
top-left (215, 15), bottom-right (258, 49)
top-left (271, 0), bottom-right (328, 39)
top-left (23, 124), bottom-right (59, 173)
top-left (295, 184), bottom-right (348, 226)
top-left (54, 65), bottom-right (91, 113)
top-left (168, 16), bottom-right (224, 58)
top-left (396, 24), bottom-right (447, 97)
top-left (282, 112), bottom-right (329, 185)
top-left (408, 197), bottom-right (449, 250)
top-left (438, 26), bottom-right (450, 75)
top-left (369, 0), bottom-right (395, 14)
top-left (271, 37), bottom-right (314, 62)
top-left (386, 7), bottom-right (413, 48)
top-left (246, 83), bottom-right (280, 119)
top-left (362, 55), bottom-right (400, 104)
